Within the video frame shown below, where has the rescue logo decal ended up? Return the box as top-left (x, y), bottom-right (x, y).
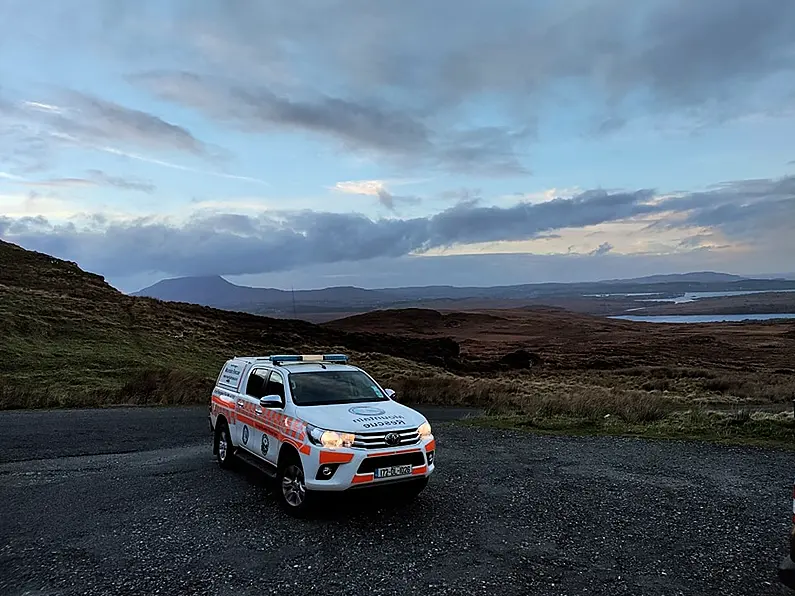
top-left (219, 362), bottom-right (244, 389)
top-left (348, 405), bottom-right (386, 416)
top-left (242, 425), bottom-right (250, 445)
top-left (350, 413), bottom-right (409, 428)
top-left (260, 434), bottom-right (269, 456)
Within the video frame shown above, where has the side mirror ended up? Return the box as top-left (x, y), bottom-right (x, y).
top-left (259, 394), bottom-right (282, 408)
top-left (384, 388), bottom-right (397, 400)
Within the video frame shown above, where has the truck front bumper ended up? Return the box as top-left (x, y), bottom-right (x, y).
top-left (303, 437), bottom-right (436, 491)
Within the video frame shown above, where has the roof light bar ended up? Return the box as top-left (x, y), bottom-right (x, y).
top-left (267, 354), bottom-right (349, 364)
top-left (322, 354), bottom-right (349, 362)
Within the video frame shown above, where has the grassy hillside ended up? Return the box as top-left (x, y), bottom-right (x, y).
top-left (0, 240), bottom-right (454, 409)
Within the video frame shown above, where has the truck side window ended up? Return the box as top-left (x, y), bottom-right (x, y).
top-left (264, 372), bottom-right (286, 404)
top-left (246, 369), bottom-right (270, 399)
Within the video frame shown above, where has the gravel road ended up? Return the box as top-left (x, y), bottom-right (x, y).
top-left (0, 406), bottom-right (792, 596)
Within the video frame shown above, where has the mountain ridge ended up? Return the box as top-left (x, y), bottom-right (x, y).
top-left (130, 270), bottom-right (795, 318)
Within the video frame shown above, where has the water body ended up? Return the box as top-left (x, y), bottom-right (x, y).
top-left (639, 289), bottom-right (795, 304)
top-left (583, 292), bottom-right (661, 297)
top-left (585, 289), bottom-right (795, 303)
top-left (610, 313), bottom-right (795, 323)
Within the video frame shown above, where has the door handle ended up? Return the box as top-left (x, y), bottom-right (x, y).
top-left (255, 407), bottom-right (263, 415)
top-left (237, 400), bottom-right (245, 407)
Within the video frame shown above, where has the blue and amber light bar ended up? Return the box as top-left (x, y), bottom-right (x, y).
top-left (267, 354), bottom-right (349, 364)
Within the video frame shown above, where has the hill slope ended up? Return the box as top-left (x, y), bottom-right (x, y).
top-left (0, 240), bottom-right (457, 409)
top-left (602, 271), bottom-right (746, 284)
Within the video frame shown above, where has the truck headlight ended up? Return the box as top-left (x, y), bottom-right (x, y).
top-left (417, 421), bottom-right (432, 438)
top-left (306, 424), bottom-right (355, 448)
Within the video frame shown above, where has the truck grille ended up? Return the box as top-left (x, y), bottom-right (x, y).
top-left (352, 427), bottom-right (420, 449)
top-left (357, 451), bottom-right (426, 474)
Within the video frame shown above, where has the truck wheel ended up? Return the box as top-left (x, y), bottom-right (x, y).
top-left (277, 453), bottom-right (314, 517)
top-left (215, 420), bottom-right (235, 469)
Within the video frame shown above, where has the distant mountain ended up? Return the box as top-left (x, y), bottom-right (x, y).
top-left (602, 271), bottom-right (747, 285)
top-left (133, 275), bottom-right (390, 309)
top-left (132, 271), bottom-right (795, 319)
top-left (132, 275), bottom-right (276, 307)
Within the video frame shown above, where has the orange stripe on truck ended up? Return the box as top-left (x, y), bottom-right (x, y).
top-left (424, 439), bottom-right (436, 452)
top-left (352, 473), bottom-right (374, 484)
top-left (319, 451), bottom-right (354, 465)
top-left (212, 396), bottom-right (234, 409)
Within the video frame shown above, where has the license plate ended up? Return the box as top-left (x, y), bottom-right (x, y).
top-left (373, 464), bottom-right (412, 479)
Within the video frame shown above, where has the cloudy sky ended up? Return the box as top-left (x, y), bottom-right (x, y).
top-left (1, 0), bottom-right (794, 292)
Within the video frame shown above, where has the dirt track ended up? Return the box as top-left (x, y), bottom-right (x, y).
top-left (0, 407), bottom-right (792, 595)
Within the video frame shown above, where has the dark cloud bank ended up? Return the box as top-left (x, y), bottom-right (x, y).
top-left (2, 176), bottom-right (793, 278)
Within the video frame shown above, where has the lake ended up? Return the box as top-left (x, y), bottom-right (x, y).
top-left (640, 289), bottom-right (795, 303)
top-left (585, 289), bottom-right (795, 303)
top-left (609, 313), bottom-right (795, 323)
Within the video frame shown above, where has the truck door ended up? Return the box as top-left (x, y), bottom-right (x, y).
top-left (237, 368), bottom-right (270, 458)
top-left (259, 370), bottom-right (287, 467)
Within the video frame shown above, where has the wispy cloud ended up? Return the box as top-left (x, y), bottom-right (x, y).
top-left (23, 101), bottom-right (63, 114)
top-left (41, 91), bottom-right (208, 155)
top-left (189, 198), bottom-right (274, 213)
top-left (333, 179), bottom-right (420, 210)
top-left (333, 180), bottom-right (388, 196)
top-left (133, 70), bottom-right (530, 176)
top-left (589, 242), bottom-right (614, 256)
top-left (2, 89), bottom-right (249, 182)
top-left (16, 169), bottom-right (156, 193)
top-left (89, 144), bottom-right (268, 186)
top-left (2, 88), bottom-right (274, 185)
top-left (22, 178), bottom-right (97, 189)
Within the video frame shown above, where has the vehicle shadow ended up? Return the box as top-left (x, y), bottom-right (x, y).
top-left (228, 458), bottom-right (431, 521)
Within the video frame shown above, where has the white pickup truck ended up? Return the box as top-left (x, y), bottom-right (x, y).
top-left (208, 353), bottom-right (436, 516)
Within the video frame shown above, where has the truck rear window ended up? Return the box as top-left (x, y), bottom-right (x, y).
top-left (288, 371), bottom-right (388, 406)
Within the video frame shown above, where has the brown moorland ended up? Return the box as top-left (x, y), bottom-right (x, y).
top-left (325, 306), bottom-right (795, 372)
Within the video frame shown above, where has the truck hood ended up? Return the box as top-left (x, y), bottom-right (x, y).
top-left (295, 400), bottom-right (426, 433)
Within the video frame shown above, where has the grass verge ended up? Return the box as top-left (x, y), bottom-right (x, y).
top-left (462, 409), bottom-right (795, 449)
top-left (393, 373), bottom-right (795, 448)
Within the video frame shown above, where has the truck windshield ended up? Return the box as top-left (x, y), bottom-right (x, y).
top-left (288, 370), bottom-right (388, 406)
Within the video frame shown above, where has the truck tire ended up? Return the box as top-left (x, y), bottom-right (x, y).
top-left (215, 420), bottom-right (236, 469)
top-left (276, 451), bottom-right (314, 517)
